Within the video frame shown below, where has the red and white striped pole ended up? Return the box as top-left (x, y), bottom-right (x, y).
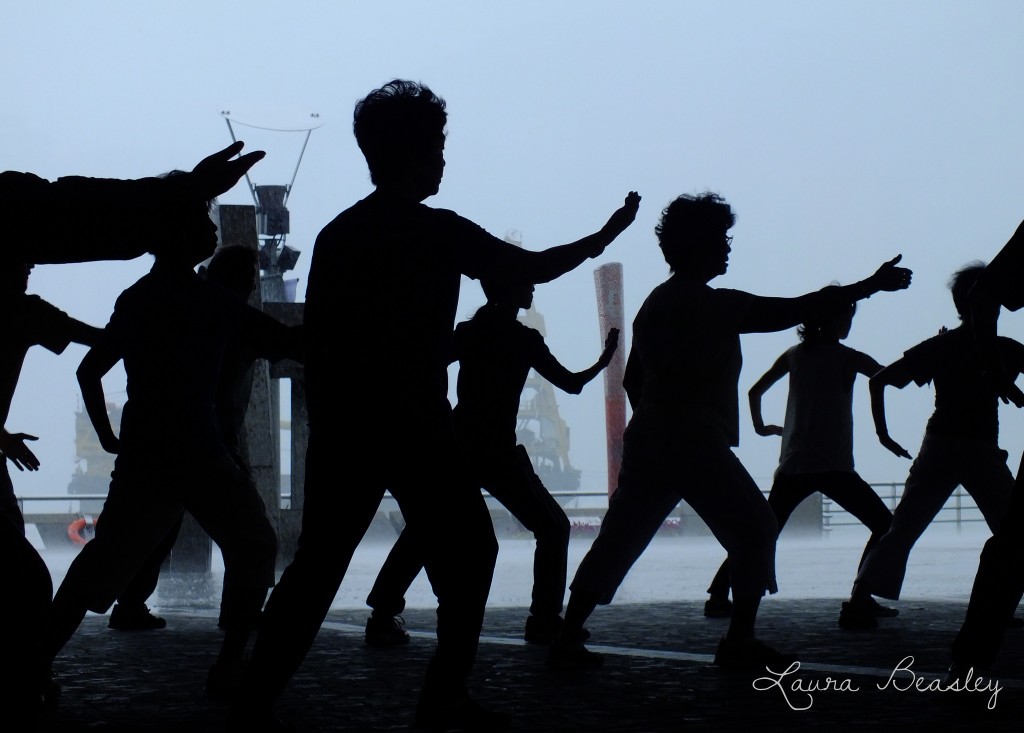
top-left (594, 263), bottom-right (625, 498)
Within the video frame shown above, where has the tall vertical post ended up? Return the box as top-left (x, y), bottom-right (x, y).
top-left (594, 263), bottom-right (625, 497)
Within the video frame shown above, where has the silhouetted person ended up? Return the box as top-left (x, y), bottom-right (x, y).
top-left (44, 196), bottom-right (297, 700)
top-left (3, 141), bottom-right (263, 263)
top-left (841, 263), bottom-right (1024, 631)
top-left (229, 79), bottom-right (639, 733)
top-left (108, 245), bottom-right (295, 633)
top-left (365, 277), bottom-right (618, 647)
top-left (937, 223), bottom-right (1024, 680)
top-left (0, 262), bottom-right (101, 725)
top-left (703, 300), bottom-right (895, 626)
top-left (549, 192), bottom-right (911, 671)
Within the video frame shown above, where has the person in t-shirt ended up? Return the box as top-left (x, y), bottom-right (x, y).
top-left (107, 245), bottom-right (299, 635)
top-left (0, 262), bottom-right (101, 722)
top-left (549, 192), bottom-right (912, 671)
top-left (703, 299), bottom-right (894, 626)
top-left (45, 198), bottom-right (297, 699)
top-left (364, 276), bottom-right (618, 646)
top-left (230, 79), bottom-right (639, 733)
top-left (842, 263), bottom-right (1024, 630)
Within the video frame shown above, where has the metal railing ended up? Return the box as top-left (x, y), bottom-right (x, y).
top-left (822, 482), bottom-right (985, 532)
top-left (18, 482), bottom-right (988, 533)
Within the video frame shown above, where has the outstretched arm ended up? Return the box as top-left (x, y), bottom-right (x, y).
top-left (748, 353), bottom-right (790, 437)
top-left (739, 255), bottom-right (912, 334)
top-left (869, 360), bottom-right (914, 459)
top-left (533, 328), bottom-right (620, 395)
top-left (66, 318), bottom-right (103, 348)
top-left (0, 430), bottom-right (40, 471)
top-left (498, 193), bottom-right (640, 285)
top-left (76, 343), bottom-right (122, 454)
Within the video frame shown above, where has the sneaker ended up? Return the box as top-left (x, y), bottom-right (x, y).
top-left (866, 597), bottom-right (899, 618)
top-left (713, 636), bottom-right (798, 670)
top-left (704, 596), bottom-right (734, 618)
top-left (108, 603), bottom-right (167, 631)
top-left (365, 614), bottom-right (410, 647)
top-left (547, 639), bottom-right (605, 670)
top-left (838, 601), bottom-right (878, 630)
top-left (414, 693), bottom-right (510, 733)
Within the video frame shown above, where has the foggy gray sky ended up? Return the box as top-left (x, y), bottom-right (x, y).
top-left (5, 1), bottom-right (1024, 498)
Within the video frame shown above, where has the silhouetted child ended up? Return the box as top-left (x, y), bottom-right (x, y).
top-left (0, 262), bottom-right (101, 723)
top-left (107, 245), bottom-right (297, 635)
top-left (230, 79), bottom-right (639, 733)
top-left (845, 262), bottom-right (1024, 630)
top-left (45, 195), bottom-right (296, 699)
top-left (550, 192), bottom-right (911, 671)
top-left (704, 299), bottom-right (895, 627)
top-left (365, 277), bottom-right (618, 646)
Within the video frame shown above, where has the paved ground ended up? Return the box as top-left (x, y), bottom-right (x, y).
top-left (30, 597), bottom-right (1024, 733)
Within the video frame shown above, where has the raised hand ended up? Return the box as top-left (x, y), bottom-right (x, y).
top-left (871, 254), bottom-right (913, 292)
top-left (0, 431), bottom-right (41, 471)
top-left (600, 327), bottom-right (620, 364)
top-left (604, 192), bottom-right (641, 236)
top-left (188, 141), bottom-right (266, 201)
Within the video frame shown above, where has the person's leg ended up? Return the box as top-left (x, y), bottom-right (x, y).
top-left (385, 430), bottom-right (502, 728)
top-left (485, 445), bottom-right (570, 638)
top-left (238, 432), bottom-right (386, 705)
top-left (179, 460), bottom-right (277, 688)
top-left (705, 473), bottom-right (807, 613)
top-left (556, 477), bottom-right (680, 666)
top-left (0, 465), bottom-right (55, 721)
top-left (47, 457), bottom-right (184, 663)
top-left (680, 445), bottom-right (779, 643)
top-left (818, 471), bottom-right (893, 572)
top-left (852, 436), bottom-right (958, 602)
top-left (109, 513), bottom-right (184, 630)
top-left (959, 441), bottom-right (1024, 621)
top-left (952, 460), bottom-right (1024, 670)
top-left (364, 526), bottom-right (420, 645)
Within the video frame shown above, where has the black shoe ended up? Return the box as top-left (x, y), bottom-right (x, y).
top-left (415, 693), bottom-right (510, 732)
top-left (365, 614), bottom-right (410, 647)
top-left (1006, 616), bottom-right (1024, 629)
top-left (547, 639), bottom-right (605, 670)
top-left (866, 597), bottom-right (899, 618)
top-left (704, 596), bottom-right (734, 618)
top-left (108, 603), bottom-right (166, 631)
top-left (838, 601), bottom-right (878, 630)
top-left (714, 636), bottom-right (798, 670)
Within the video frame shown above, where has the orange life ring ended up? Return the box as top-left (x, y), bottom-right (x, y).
top-left (67, 516), bottom-right (97, 546)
